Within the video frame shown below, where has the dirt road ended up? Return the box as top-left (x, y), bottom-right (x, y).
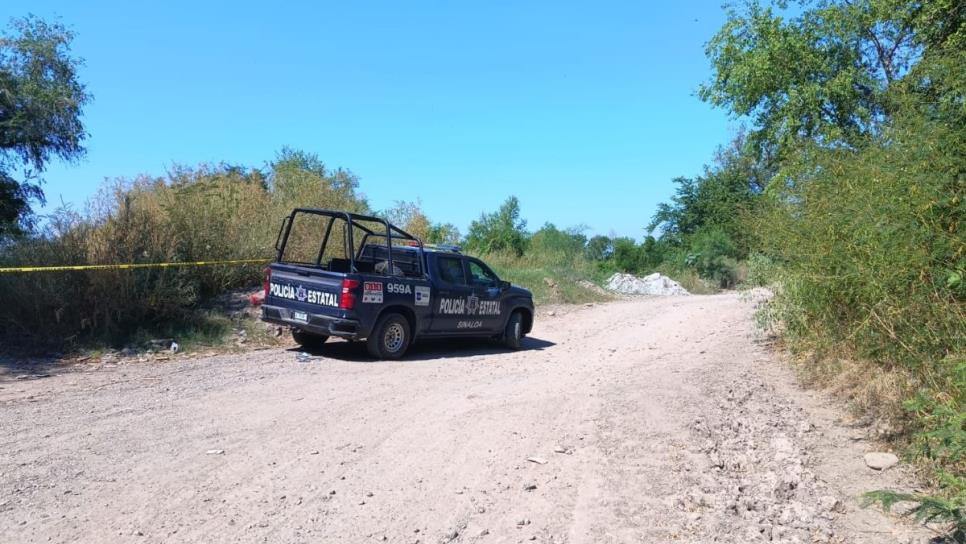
top-left (1, 294), bottom-right (928, 543)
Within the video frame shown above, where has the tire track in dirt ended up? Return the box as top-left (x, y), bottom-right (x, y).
top-left (0, 294), bottom-right (930, 543)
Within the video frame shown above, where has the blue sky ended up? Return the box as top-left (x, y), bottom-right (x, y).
top-left (10, 1), bottom-right (736, 238)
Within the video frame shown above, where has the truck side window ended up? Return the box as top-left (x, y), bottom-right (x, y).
top-left (437, 257), bottom-right (466, 285)
top-left (467, 260), bottom-right (499, 286)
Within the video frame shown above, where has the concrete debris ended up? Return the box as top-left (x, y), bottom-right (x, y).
top-left (605, 272), bottom-right (690, 296)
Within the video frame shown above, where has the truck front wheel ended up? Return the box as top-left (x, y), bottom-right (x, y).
top-left (503, 311), bottom-right (525, 350)
top-left (292, 329), bottom-right (328, 350)
top-left (367, 313), bottom-right (411, 359)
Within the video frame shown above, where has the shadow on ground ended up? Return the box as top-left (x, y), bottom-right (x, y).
top-left (0, 351), bottom-right (66, 381)
top-left (289, 336), bottom-right (555, 363)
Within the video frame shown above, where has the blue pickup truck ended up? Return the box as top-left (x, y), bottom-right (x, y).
top-left (260, 208), bottom-right (535, 359)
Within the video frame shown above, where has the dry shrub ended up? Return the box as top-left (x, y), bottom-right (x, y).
top-left (752, 58), bottom-right (966, 515)
top-left (792, 352), bottom-right (914, 426)
top-left (0, 152), bottom-right (368, 348)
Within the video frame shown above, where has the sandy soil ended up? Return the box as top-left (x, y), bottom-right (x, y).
top-left (0, 294), bottom-right (932, 543)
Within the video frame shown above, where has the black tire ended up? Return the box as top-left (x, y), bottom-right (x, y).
top-left (366, 312), bottom-right (411, 359)
top-left (292, 329), bottom-right (328, 350)
top-left (503, 311), bottom-right (525, 350)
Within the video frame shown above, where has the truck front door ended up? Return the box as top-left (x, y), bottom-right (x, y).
top-left (432, 255), bottom-right (474, 333)
top-left (465, 258), bottom-right (506, 333)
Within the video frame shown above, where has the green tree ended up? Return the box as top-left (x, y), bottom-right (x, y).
top-left (585, 235), bottom-right (612, 261)
top-left (426, 222), bottom-right (461, 245)
top-left (530, 223), bottom-right (587, 256)
top-left (611, 237), bottom-right (642, 273)
top-left (268, 147), bottom-right (368, 212)
top-left (383, 199), bottom-right (431, 240)
top-left (464, 196), bottom-right (529, 256)
top-left (639, 236), bottom-right (668, 271)
top-left (685, 226), bottom-right (741, 288)
top-left (649, 134), bottom-right (761, 257)
top-left (699, 0), bottom-right (930, 161)
top-left (607, 236), bottom-right (670, 273)
top-left (0, 15), bottom-right (91, 237)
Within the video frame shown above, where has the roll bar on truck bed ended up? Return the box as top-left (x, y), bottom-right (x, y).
top-left (273, 208), bottom-right (426, 275)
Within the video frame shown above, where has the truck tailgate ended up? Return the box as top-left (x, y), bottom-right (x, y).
top-left (267, 265), bottom-right (345, 316)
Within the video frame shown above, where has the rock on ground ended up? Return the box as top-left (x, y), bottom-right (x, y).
top-left (864, 452), bottom-right (900, 471)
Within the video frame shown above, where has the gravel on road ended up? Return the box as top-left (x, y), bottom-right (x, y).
top-left (0, 294), bottom-right (929, 543)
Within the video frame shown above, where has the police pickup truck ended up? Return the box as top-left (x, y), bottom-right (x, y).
top-left (260, 208), bottom-right (535, 359)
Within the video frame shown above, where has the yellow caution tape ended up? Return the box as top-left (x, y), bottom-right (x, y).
top-left (0, 258), bottom-right (269, 273)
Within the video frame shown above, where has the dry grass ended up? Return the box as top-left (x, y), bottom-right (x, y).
top-left (792, 352), bottom-right (914, 427)
top-left (481, 250), bottom-right (614, 305)
top-left (0, 157), bottom-right (369, 349)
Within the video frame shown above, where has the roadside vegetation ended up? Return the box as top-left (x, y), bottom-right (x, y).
top-left (695, 0), bottom-right (965, 538)
top-left (1, 3), bottom-right (964, 538)
top-left (0, 149), bottom-right (369, 349)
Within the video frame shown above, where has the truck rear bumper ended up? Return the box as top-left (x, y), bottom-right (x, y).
top-left (261, 305), bottom-right (362, 339)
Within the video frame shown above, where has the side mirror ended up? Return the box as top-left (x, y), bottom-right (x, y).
top-left (499, 280), bottom-right (511, 291)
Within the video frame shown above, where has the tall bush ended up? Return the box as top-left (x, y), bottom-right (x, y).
top-left (685, 226), bottom-right (740, 288)
top-left (464, 196), bottom-right (529, 256)
top-left (0, 153), bottom-right (369, 347)
top-left (753, 52), bottom-right (966, 517)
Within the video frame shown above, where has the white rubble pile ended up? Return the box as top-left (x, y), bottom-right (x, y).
top-left (605, 272), bottom-right (690, 296)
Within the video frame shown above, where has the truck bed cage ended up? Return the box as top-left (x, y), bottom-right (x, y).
top-left (274, 208), bottom-right (424, 276)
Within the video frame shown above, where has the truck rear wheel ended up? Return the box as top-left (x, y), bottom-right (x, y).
top-left (503, 311), bottom-right (525, 349)
top-left (367, 312), bottom-right (411, 359)
top-left (292, 329), bottom-right (328, 350)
